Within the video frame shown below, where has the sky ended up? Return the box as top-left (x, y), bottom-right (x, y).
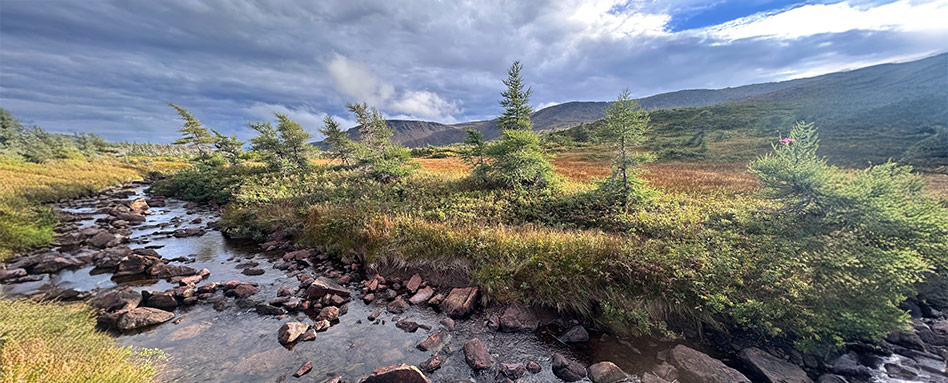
top-left (1, 0), bottom-right (946, 143)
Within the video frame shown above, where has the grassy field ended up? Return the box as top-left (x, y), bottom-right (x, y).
top-left (0, 156), bottom-right (189, 261)
top-left (0, 299), bottom-right (163, 383)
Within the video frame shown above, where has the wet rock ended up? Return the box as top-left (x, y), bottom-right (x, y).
top-left (299, 328), bottom-right (317, 342)
top-left (40, 286), bottom-right (83, 301)
top-left (0, 268), bottom-right (27, 281)
top-left (117, 307), bottom-right (174, 330)
top-left (305, 277), bottom-right (350, 299)
top-left (368, 309), bottom-right (382, 321)
top-left (312, 319), bottom-right (331, 332)
top-left (88, 231), bottom-right (119, 248)
top-left (115, 212), bottom-right (146, 223)
top-left (363, 363), bottom-right (431, 383)
top-left (501, 363), bottom-right (527, 380)
top-left (560, 325), bottom-right (589, 343)
top-left (409, 287), bottom-right (434, 305)
top-left (173, 228), bottom-right (205, 237)
top-left (814, 375), bottom-right (847, 383)
top-left (527, 361), bottom-right (542, 374)
top-left (328, 294), bottom-right (348, 306)
top-left (282, 249), bottom-right (314, 262)
top-left (887, 328), bottom-right (927, 351)
top-left (277, 286), bottom-right (294, 297)
top-left (256, 304), bottom-right (287, 316)
top-left (828, 352), bottom-right (872, 379)
top-left (406, 273), bottom-right (423, 293)
top-left (148, 263), bottom-right (198, 278)
top-left (552, 352), bottom-right (587, 382)
top-left (668, 345), bottom-right (750, 383)
top-left (128, 198), bottom-right (149, 213)
top-left (29, 254), bottom-right (83, 274)
top-left (363, 293), bottom-right (376, 304)
top-left (387, 297), bottom-right (409, 314)
top-left (241, 268), bottom-right (265, 276)
top-left (440, 287), bottom-right (479, 318)
top-left (499, 303), bottom-right (539, 333)
top-left (177, 275), bottom-right (203, 285)
top-left (293, 361), bottom-right (313, 378)
top-left (317, 306), bottom-right (340, 322)
top-left (90, 287), bottom-right (142, 313)
top-left (196, 282), bottom-right (219, 294)
top-left (225, 283), bottom-right (258, 298)
top-left (419, 354), bottom-right (446, 373)
top-left (739, 347), bottom-right (812, 383)
top-left (587, 361), bottom-right (633, 383)
top-left (143, 290), bottom-right (178, 311)
top-left (115, 254), bottom-right (160, 276)
top-left (427, 293), bottom-right (445, 306)
top-left (463, 338), bottom-right (491, 371)
top-left (396, 320), bottom-right (429, 333)
top-left (440, 317), bottom-right (456, 330)
top-left (417, 330), bottom-right (449, 352)
top-left (278, 322), bottom-right (308, 344)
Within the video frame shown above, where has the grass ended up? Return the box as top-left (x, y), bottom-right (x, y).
top-left (0, 299), bottom-right (163, 383)
top-left (0, 156), bottom-right (189, 260)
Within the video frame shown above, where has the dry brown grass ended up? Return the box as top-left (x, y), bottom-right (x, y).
top-left (642, 161), bottom-right (760, 195)
top-left (925, 173), bottom-right (948, 201)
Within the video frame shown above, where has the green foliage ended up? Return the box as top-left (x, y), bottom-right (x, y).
top-left (211, 129), bottom-right (244, 165)
top-left (498, 61), bottom-right (533, 131)
top-left (248, 113), bottom-right (314, 176)
top-left (319, 115), bottom-right (358, 165)
top-left (477, 129), bottom-right (555, 190)
top-left (598, 89), bottom-right (653, 209)
top-left (169, 103), bottom-right (214, 154)
top-left (346, 102), bottom-right (417, 182)
top-left (461, 129), bottom-right (486, 168)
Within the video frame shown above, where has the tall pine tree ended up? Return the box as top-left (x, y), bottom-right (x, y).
top-left (498, 61), bottom-right (533, 131)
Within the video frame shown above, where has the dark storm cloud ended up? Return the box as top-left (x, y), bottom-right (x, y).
top-left (0, 0), bottom-right (944, 142)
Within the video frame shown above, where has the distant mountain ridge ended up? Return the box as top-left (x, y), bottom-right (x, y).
top-left (340, 53), bottom-right (947, 166)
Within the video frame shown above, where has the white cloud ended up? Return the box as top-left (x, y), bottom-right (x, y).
top-left (326, 53), bottom-right (459, 122)
top-left (702, 0), bottom-right (948, 41)
top-left (537, 101), bottom-right (561, 110)
top-left (245, 102), bottom-right (358, 139)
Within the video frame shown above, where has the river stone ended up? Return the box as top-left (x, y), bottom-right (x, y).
top-left (226, 283), bottom-right (258, 298)
top-left (419, 354), bottom-right (446, 373)
top-left (463, 338), bottom-right (491, 371)
top-left (148, 263), bottom-right (198, 278)
top-left (88, 231), bottom-right (119, 248)
top-left (241, 268), bottom-right (265, 276)
top-left (829, 352), bottom-right (872, 379)
top-left (363, 363), bottom-right (431, 383)
top-left (499, 303), bottom-right (539, 332)
top-left (668, 345), bottom-right (750, 383)
top-left (305, 277), bottom-right (350, 299)
top-left (115, 212), bottom-right (146, 223)
top-left (115, 254), bottom-right (160, 276)
top-left (312, 319), bottom-right (331, 332)
top-left (387, 297), bottom-right (409, 314)
top-left (30, 254), bottom-right (82, 274)
top-left (560, 325), bottom-right (590, 343)
top-left (128, 197), bottom-right (149, 213)
top-left (552, 352), bottom-right (587, 382)
top-left (117, 307), bottom-right (174, 330)
top-left (409, 287), bottom-right (434, 305)
top-left (417, 330), bottom-right (449, 352)
top-left (293, 361), bottom-right (312, 377)
top-left (143, 290), bottom-right (178, 311)
top-left (0, 268), bottom-right (27, 281)
top-left (501, 363), bottom-right (527, 379)
top-left (406, 273), bottom-right (423, 293)
top-left (588, 361), bottom-right (633, 383)
top-left (317, 306), bottom-right (340, 321)
top-left (527, 361), bottom-right (542, 374)
top-left (739, 348), bottom-right (812, 383)
top-left (440, 287), bottom-right (479, 318)
top-left (278, 321), bottom-right (308, 344)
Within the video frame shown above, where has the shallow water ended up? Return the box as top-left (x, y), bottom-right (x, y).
top-left (3, 186), bottom-right (668, 382)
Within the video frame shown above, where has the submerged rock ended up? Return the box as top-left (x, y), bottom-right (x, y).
top-left (363, 363), bottom-right (431, 383)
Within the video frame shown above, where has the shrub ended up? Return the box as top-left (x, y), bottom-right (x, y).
top-left (477, 129), bottom-right (555, 190)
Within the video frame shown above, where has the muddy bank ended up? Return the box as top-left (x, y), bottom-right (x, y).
top-left (1, 181), bottom-right (946, 383)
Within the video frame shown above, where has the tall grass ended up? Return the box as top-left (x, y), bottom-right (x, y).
top-left (0, 299), bottom-right (163, 383)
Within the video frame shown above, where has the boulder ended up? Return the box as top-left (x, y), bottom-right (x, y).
top-left (87, 231), bottom-right (119, 248)
top-left (278, 322), bottom-right (308, 344)
top-left (587, 361), bottom-right (632, 383)
top-left (148, 263), bottom-right (198, 278)
top-left (560, 325), bottom-right (589, 343)
top-left (317, 306), bottom-right (340, 322)
top-left (241, 268), bottom-right (265, 276)
top-left (305, 277), bottom-right (350, 299)
top-left (668, 345), bottom-right (750, 383)
top-left (142, 290), bottom-right (178, 311)
top-left (440, 287), bottom-right (479, 318)
top-left (115, 254), bottom-right (160, 276)
top-left (312, 320), bottom-right (331, 332)
top-left (29, 254), bottom-right (83, 274)
top-left (409, 287), bottom-right (435, 305)
top-left (463, 338), bottom-right (491, 371)
top-left (552, 352), bottom-right (587, 382)
top-left (117, 307), bottom-right (174, 330)
top-left (828, 352), bottom-right (872, 379)
top-left (363, 364), bottom-right (431, 383)
top-left (739, 348), bottom-right (812, 383)
top-left (225, 283), bottom-right (258, 298)
top-left (128, 198), bottom-right (149, 213)
top-left (499, 303), bottom-right (539, 333)
top-left (90, 287), bottom-right (142, 313)
top-left (0, 268), bottom-right (27, 281)
top-left (527, 361), bottom-right (542, 374)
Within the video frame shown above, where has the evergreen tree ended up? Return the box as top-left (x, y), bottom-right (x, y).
top-left (248, 113), bottom-right (313, 176)
top-left (598, 89), bottom-right (652, 209)
top-left (211, 129), bottom-right (244, 165)
top-left (319, 115), bottom-right (357, 165)
top-left (169, 103), bottom-right (214, 154)
top-left (498, 61), bottom-right (533, 131)
top-left (345, 102), bottom-right (416, 182)
top-left (347, 102), bottom-right (391, 154)
top-left (461, 129), bottom-right (486, 169)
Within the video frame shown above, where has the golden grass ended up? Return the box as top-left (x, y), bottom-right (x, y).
top-left (0, 299), bottom-right (162, 383)
top-left (925, 173), bottom-right (948, 201)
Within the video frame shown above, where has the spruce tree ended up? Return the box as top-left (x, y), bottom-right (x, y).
top-left (319, 115), bottom-right (357, 165)
top-left (498, 61), bottom-right (533, 131)
top-left (598, 89), bottom-right (652, 209)
top-left (169, 103), bottom-right (214, 154)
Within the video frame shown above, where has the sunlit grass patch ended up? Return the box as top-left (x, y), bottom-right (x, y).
top-left (0, 299), bottom-right (163, 383)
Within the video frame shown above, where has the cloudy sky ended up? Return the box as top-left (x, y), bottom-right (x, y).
top-left (1, 0), bottom-right (946, 143)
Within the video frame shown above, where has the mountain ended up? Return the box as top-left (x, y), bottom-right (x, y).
top-left (341, 53), bottom-right (947, 167)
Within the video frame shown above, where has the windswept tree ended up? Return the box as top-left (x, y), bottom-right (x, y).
top-left (476, 61), bottom-right (554, 190)
top-left (461, 128), bottom-right (486, 169)
top-left (211, 129), bottom-right (244, 165)
top-left (169, 103), bottom-right (214, 154)
top-left (498, 60), bottom-right (533, 131)
top-left (597, 89), bottom-right (652, 209)
top-left (346, 102), bottom-right (416, 182)
top-left (319, 115), bottom-right (357, 165)
top-left (248, 113), bottom-right (313, 176)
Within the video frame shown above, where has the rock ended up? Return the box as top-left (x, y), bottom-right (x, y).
top-left (312, 320), bottom-right (330, 332)
top-left (463, 338), bottom-right (491, 371)
top-left (409, 287), bottom-right (435, 305)
top-left (305, 277), bottom-right (350, 299)
top-left (815, 375), bottom-right (847, 383)
top-left (30, 254), bottom-right (82, 274)
top-left (317, 306), bottom-right (340, 321)
top-left (299, 328), bottom-right (317, 342)
top-left (117, 307), bottom-right (174, 330)
top-left (501, 363), bottom-right (527, 379)
top-left (178, 275), bottom-right (203, 285)
top-left (886, 328), bottom-right (926, 351)
top-left (652, 363), bottom-right (678, 381)
top-left (739, 348), bottom-right (812, 383)
top-left (87, 231), bottom-right (119, 248)
top-left (560, 325), bottom-right (589, 343)
top-left (406, 273), bottom-right (423, 293)
top-left (527, 361), bottom-right (542, 374)
top-left (115, 254), bottom-right (159, 276)
top-left (396, 320), bottom-right (425, 333)
top-left (668, 345), bottom-right (750, 383)
top-left (282, 249), bottom-right (314, 262)
top-left (440, 317), bottom-right (456, 330)
top-left (368, 309), bottom-right (382, 321)
top-left (128, 198), bottom-right (149, 213)
top-left (417, 330), bottom-right (449, 352)
top-left (173, 228), bottom-right (205, 237)
top-left (419, 354), bottom-right (446, 373)
top-left (328, 294), bottom-right (347, 306)
top-left (363, 293), bottom-right (376, 304)
top-left (293, 361), bottom-right (312, 377)
top-left (387, 297), bottom-right (409, 314)
top-left (115, 212), bottom-right (146, 223)
top-left (587, 361), bottom-right (632, 383)
top-left (552, 352), bottom-right (587, 382)
top-left (143, 290), bottom-right (178, 311)
top-left (225, 283), bottom-right (258, 298)
top-left (90, 287), bottom-right (141, 313)
top-left (0, 268), bottom-right (28, 281)
top-left (278, 322), bottom-right (308, 344)
top-left (829, 352), bottom-right (872, 379)
top-left (642, 373), bottom-right (671, 383)
top-left (241, 268), bottom-right (265, 276)
top-left (148, 263), bottom-right (198, 278)
top-left (363, 364), bottom-right (431, 383)
top-left (427, 293), bottom-right (445, 306)
top-left (499, 303), bottom-right (539, 333)
top-left (440, 287), bottom-right (479, 318)
top-left (255, 304), bottom-right (287, 316)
